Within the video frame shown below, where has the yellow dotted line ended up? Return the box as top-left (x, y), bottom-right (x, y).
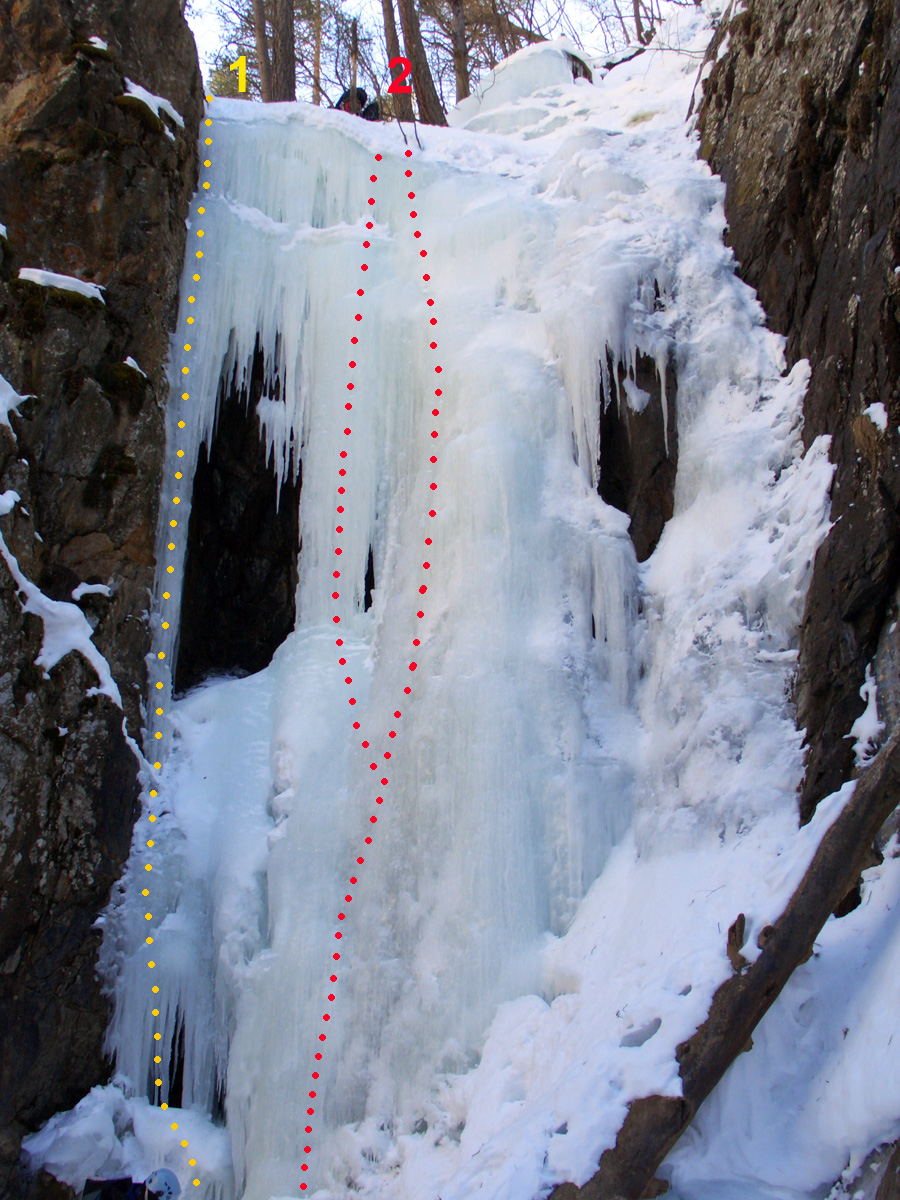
top-left (143, 97), bottom-right (215, 1195)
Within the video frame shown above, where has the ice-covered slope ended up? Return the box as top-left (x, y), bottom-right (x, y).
top-left (25, 7), bottom-right (900, 1200)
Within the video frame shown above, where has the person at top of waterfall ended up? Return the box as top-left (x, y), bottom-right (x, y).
top-left (81, 1168), bottom-right (181, 1200)
top-left (333, 87), bottom-right (380, 121)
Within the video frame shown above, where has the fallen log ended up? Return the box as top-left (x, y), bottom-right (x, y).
top-left (548, 727), bottom-right (900, 1200)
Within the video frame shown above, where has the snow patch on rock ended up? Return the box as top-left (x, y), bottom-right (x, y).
top-left (0, 490), bottom-right (121, 704)
top-left (18, 267), bottom-right (106, 303)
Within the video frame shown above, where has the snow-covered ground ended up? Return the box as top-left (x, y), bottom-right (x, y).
top-left (22, 6), bottom-right (900, 1200)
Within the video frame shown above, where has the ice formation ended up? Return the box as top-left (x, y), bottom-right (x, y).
top-left (25, 9), bottom-right (900, 1200)
top-left (124, 356), bottom-right (148, 378)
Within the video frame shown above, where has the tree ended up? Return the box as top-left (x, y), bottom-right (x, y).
top-left (215, 0), bottom-right (385, 107)
top-left (232, 0), bottom-right (294, 101)
top-left (250, 0), bottom-right (274, 99)
top-left (396, 0), bottom-right (447, 124)
top-left (381, 0), bottom-right (415, 118)
top-left (448, 0), bottom-right (469, 101)
top-left (416, 0), bottom-right (555, 109)
top-left (214, 0), bottom-right (668, 117)
top-left (313, 0), bottom-right (323, 103)
top-left (208, 59), bottom-right (250, 96)
top-left (270, 0), bottom-right (297, 100)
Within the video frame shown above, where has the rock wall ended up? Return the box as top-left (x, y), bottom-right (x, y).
top-left (697, 0), bottom-right (900, 821)
top-left (0, 2), bottom-right (201, 1194)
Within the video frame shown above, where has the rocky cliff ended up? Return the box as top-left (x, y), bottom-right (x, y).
top-left (697, 0), bottom-right (900, 824)
top-left (0, 2), bottom-right (201, 1194)
top-left (695, 0), bottom-right (900, 1190)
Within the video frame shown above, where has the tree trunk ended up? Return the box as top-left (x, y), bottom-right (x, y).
top-left (313, 0), bottom-right (322, 104)
top-left (633, 0), bottom-right (649, 44)
top-left (251, 0), bottom-right (273, 102)
top-left (270, 0), bottom-right (296, 101)
top-left (350, 18), bottom-right (360, 112)
top-left (382, 0), bottom-right (415, 120)
top-left (547, 728), bottom-right (900, 1200)
top-left (449, 0), bottom-right (469, 101)
top-left (396, 0), bottom-right (447, 125)
top-left (488, 0), bottom-right (517, 55)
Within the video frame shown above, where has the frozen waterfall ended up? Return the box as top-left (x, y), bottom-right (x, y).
top-left (118, 58), bottom-right (645, 1196)
top-left (28, 15), bottom-right (870, 1200)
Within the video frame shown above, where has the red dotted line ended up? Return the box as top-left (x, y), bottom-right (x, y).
top-left (299, 146), bottom-right (444, 1191)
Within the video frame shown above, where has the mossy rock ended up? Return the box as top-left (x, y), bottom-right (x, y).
top-left (97, 360), bottom-right (149, 414)
top-left (13, 276), bottom-right (105, 312)
top-left (42, 284), bottom-right (103, 310)
top-left (70, 40), bottom-right (116, 63)
top-left (113, 93), bottom-right (165, 135)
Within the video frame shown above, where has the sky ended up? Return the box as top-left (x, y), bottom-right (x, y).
top-left (186, 0), bottom-right (226, 80)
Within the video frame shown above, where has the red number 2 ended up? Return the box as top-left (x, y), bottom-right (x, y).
top-left (388, 56), bottom-right (412, 94)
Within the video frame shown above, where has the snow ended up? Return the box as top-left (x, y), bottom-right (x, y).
top-left (0, 490), bottom-right (122, 704)
top-left (847, 663), bottom-right (885, 769)
top-left (25, 4), bottom-right (896, 1200)
top-left (864, 402), bottom-right (888, 432)
top-left (18, 267), bottom-right (106, 303)
top-left (124, 356), bottom-right (148, 378)
top-left (88, 36), bottom-right (109, 50)
top-left (0, 371), bottom-right (31, 435)
top-left (124, 79), bottom-right (185, 131)
top-left (448, 40), bottom-right (593, 131)
top-left (664, 840), bottom-right (900, 1198)
top-left (72, 582), bottom-right (112, 601)
top-left (22, 1086), bottom-right (232, 1200)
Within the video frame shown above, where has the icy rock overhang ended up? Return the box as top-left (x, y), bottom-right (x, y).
top-left (447, 38), bottom-right (595, 130)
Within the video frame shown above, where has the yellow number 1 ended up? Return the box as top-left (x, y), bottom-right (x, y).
top-left (230, 55), bottom-right (247, 92)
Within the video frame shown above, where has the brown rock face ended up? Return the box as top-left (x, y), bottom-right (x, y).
top-left (698, 0), bottom-right (900, 820)
top-left (878, 1141), bottom-right (900, 1199)
top-left (598, 349), bottom-right (678, 563)
top-left (0, 1), bottom-right (201, 1194)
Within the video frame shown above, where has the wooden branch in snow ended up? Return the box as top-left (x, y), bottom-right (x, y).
top-left (547, 727), bottom-right (900, 1200)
